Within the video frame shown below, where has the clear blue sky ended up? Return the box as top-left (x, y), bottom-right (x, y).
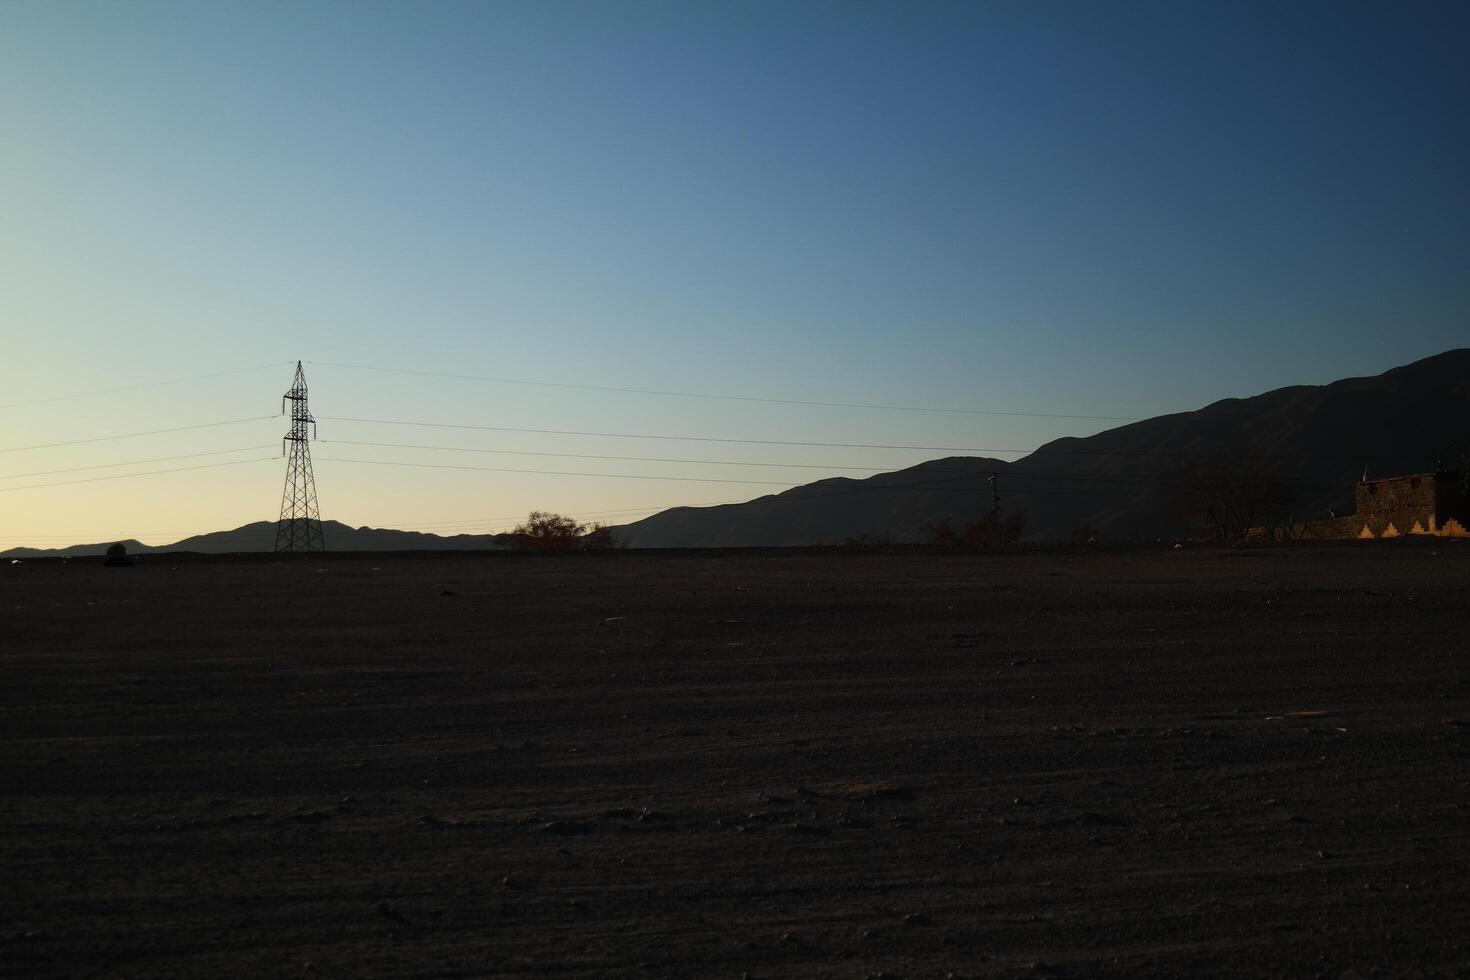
top-left (2, 1), bottom-right (1466, 545)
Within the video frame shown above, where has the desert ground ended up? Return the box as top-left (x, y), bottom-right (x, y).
top-left (2, 544), bottom-right (1468, 979)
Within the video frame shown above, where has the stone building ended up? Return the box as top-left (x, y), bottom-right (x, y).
top-left (1251, 470), bottom-right (1468, 541)
top-left (1352, 470), bottom-right (1467, 538)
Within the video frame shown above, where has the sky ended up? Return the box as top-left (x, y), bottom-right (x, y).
top-left (2, 0), bottom-right (1467, 547)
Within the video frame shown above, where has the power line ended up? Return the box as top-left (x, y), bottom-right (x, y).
top-left (0, 457), bottom-right (278, 493)
top-left (1, 526), bottom-right (282, 543)
top-left (319, 415), bottom-right (1435, 461)
top-left (0, 362), bottom-right (292, 410)
top-left (320, 416), bottom-right (1043, 454)
top-left (0, 417), bottom-right (279, 455)
top-left (319, 457), bottom-right (797, 487)
top-left (317, 455), bottom-right (1202, 498)
top-left (317, 438), bottom-right (1198, 486)
top-left (378, 502), bottom-right (744, 530)
top-left (318, 452), bottom-right (1352, 507)
top-left (309, 360), bottom-right (1139, 422)
top-left (4, 535), bottom-right (263, 542)
top-left (5, 504), bottom-right (724, 536)
top-left (1, 501), bottom-right (739, 540)
top-left (320, 438), bottom-right (875, 471)
top-left (0, 501), bottom-right (744, 544)
top-left (2, 532), bottom-right (282, 544)
top-left (0, 446), bottom-right (279, 481)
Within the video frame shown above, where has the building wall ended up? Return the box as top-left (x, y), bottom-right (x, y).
top-left (1356, 473), bottom-right (1435, 518)
top-left (1252, 471), bottom-right (1469, 540)
top-left (1346, 472), bottom-right (1466, 538)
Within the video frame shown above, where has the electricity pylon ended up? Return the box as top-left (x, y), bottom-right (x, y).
top-left (274, 361), bottom-right (326, 552)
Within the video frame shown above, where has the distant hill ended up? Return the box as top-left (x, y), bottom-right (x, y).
top-left (1, 521), bottom-right (510, 558)
top-left (3, 538), bottom-right (156, 560)
top-left (614, 349), bottom-right (1470, 546)
top-left (9, 350), bottom-right (1465, 555)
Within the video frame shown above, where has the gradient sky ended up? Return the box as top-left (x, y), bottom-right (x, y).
top-left (2, 1), bottom-right (1467, 547)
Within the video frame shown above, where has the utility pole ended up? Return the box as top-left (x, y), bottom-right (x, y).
top-left (989, 472), bottom-right (1000, 521)
top-left (275, 361), bottom-right (326, 553)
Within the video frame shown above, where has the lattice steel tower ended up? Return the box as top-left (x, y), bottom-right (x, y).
top-left (275, 361), bottom-right (326, 552)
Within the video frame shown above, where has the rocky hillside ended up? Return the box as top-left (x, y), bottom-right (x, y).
top-left (614, 349), bottom-right (1470, 545)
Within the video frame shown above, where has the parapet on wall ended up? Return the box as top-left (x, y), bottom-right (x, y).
top-left (1350, 471), bottom-right (1467, 539)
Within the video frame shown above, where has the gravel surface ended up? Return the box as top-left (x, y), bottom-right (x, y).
top-left (3, 545), bottom-right (1468, 978)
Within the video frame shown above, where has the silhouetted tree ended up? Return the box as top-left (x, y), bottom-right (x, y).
top-left (509, 512), bottom-right (617, 551)
top-left (1178, 462), bottom-right (1295, 540)
top-left (926, 512), bottom-right (1026, 548)
top-left (582, 522), bottom-right (617, 550)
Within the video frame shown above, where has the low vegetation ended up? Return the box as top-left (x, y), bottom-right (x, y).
top-left (507, 511), bottom-right (617, 552)
top-left (925, 511), bottom-right (1027, 547)
top-left (1177, 462), bottom-right (1295, 540)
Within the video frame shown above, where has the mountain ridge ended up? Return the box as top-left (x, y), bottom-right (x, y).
top-left (8, 349), bottom-right (1465, 554)
top-left (613, 348), bottom-right (1470, 546)
top-left (1, 521), bottom-right (511, 558)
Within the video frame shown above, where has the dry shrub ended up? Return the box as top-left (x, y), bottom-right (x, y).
top-left (926, 512), bottom-right (1026, 548)
top-left (508, 512), bottom-right (617, 552)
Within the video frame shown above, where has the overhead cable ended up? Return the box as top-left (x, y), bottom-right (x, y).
top-left (309, 360), bottom-right (1138, 422)
top-left (0, 446), bottom-right (280, 481)
top-left (374, 502), bottom-right (745, 530)
top-left (319, 438), bottom-right (1219, 485)
top-left (0, 456), bottom-right (279, 493)
top-left (320, 417), bottom-right (1040, 454)
top-left (318, 456), bottom-right (1189, 498)
top-left (0, 417), bottom-right (278, 455)
top-left (319, 457), bottom-right (797, 487)
top-left (319, 416), bottom-right (1434, 461)
top-left (0, 362), bottom-right (293, 409)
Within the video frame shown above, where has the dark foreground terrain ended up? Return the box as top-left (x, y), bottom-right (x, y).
top-left (3, 545), bottom-right (1468, 979)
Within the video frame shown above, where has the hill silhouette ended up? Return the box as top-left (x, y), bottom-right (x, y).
top-left (1, 521), bottom-right (510, 558)
top-left (614, 349), bottom-right (1470, 546)
top-left (8, 350), bottom-right (1465, 555)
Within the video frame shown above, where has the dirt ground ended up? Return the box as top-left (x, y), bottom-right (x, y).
top-left (2, 544), bottom-right (1468, 979)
